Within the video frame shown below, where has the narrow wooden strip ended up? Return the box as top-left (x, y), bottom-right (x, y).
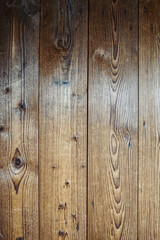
top-left (0, 1), bottom-right (39, 239)
top-left (39, 0), bottom-right (88, 239)
top-left (88, 0), bottom-right (138, 239)
top-left (0, 2), bottom-right (12, 239)
top-left (139, 0), bottom-right (160, 238)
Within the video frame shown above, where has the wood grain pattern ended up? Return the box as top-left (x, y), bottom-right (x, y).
top-left (139, 0), bottom-right (160, 239)
top-left (39, 0), bottom-right (88, 239)
top-left (1, 0), bottom-right (160, 239)
top-left (88, 0), bottom-right (138, 239)
top-left (0, 0), bottom-right (39, 239)
top-left (0, 2), bottom-right (11, 239)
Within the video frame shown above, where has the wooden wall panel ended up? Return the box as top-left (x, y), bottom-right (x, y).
top-left (0, 1), bottom-right (39, 239)
top-left (39, 0), bottom-right (88, 239)
top-left (88, 0), bottom-right (138, 239)
top-left (1, 0), bottom-right (160, 239)
top-left (139, 0), bottom-right (160, 239)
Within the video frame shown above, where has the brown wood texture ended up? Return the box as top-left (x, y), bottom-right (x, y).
top-left (139, 0), bottom-right (160, 239)
top-left (88, 0), bottom-right (138, 239)
top-left (0, 0), bottom-right (39, 239)
top-left (1, 0), bottom-right (160, 239)
top-left (39, 0), bottom-right (88, 239)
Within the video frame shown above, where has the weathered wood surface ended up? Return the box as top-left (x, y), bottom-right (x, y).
top-left (139, 0), bottom-right (160, 239)
top-left (0, 0), bottom-right (39, 239)
top-left (0, 0), bottom-right (160, 239)
top-left (39, 0), bottom-right (88, 239)
top-left (88, 0), bottom-right (138, 239)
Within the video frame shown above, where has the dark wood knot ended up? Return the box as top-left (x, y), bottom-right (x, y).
top-left (12, 157), bottom-right (24, 169)
top-left (12, 148), bottom-right (25, 170)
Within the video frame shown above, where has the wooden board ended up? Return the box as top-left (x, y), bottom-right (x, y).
top-left (39, 0), bottom-right (88, 239)
top-left (88, 0), bottom-right (138, 239)
top-left (0, 1), bottom-right (39, 239)
top-left (139, 0), bottom-right (160, 239)
top-left (0, 2), bottom-right (11, 239)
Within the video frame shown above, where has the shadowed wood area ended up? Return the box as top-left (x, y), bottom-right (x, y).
top-left (139, 0), bottom-right (160, 239)
top-left (88, 0), bottom-right (138, 239)
top-left (39, 0), bottom-right (88, 239)
top-left (0, 0), bottom-right (39, 239)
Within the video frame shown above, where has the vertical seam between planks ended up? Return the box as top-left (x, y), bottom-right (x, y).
top-left (137, 0), bottom-right (140, 239)
top-left (87, 0), bottom-right (90, 239)
top-left (8, 13), bottom-right (11, 240)
top-left (38, 0), bottom-right (41, 239)
top-left (10, 12), bottom-right (13, 240)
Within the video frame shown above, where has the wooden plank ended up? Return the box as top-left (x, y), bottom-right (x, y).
top-left (39, 0), bottom-right (88, 239)
top-left (88, 0), bottom-right (138, 239)
top-left (139, 0), bottom-right (160, 239)
top-left (0, 1), bottom-right (39, 239)
top-left (0, 2), bottom-right (12, 239)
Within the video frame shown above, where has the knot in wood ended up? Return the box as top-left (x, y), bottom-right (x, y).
top-left (12, 157), bottom-right (24, 169)
top-left (12, 148), bottom-right (25, 170)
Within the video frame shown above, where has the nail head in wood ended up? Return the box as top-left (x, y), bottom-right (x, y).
top-left (73, 135), bottom-right (78, 141)
top-left (19, 102), bottom-right (26, 111)
top-left (52, 164), bottom-right (56, 169)
top-left (58, 202), bottom-right (63, 209)
top-left (65, 180), bottom-right (70, 186)
top-left (143, 120), bottom-right (146, 127)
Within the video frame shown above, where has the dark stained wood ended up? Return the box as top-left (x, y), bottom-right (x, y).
top-left (139, 0), bottom-right (160, 239)
top-left (88, 0), bottom-right (138, 239)
top-left (39, 0), bottom-right (88, 239)
top-left (0, 0), bottom-right (39, 239)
